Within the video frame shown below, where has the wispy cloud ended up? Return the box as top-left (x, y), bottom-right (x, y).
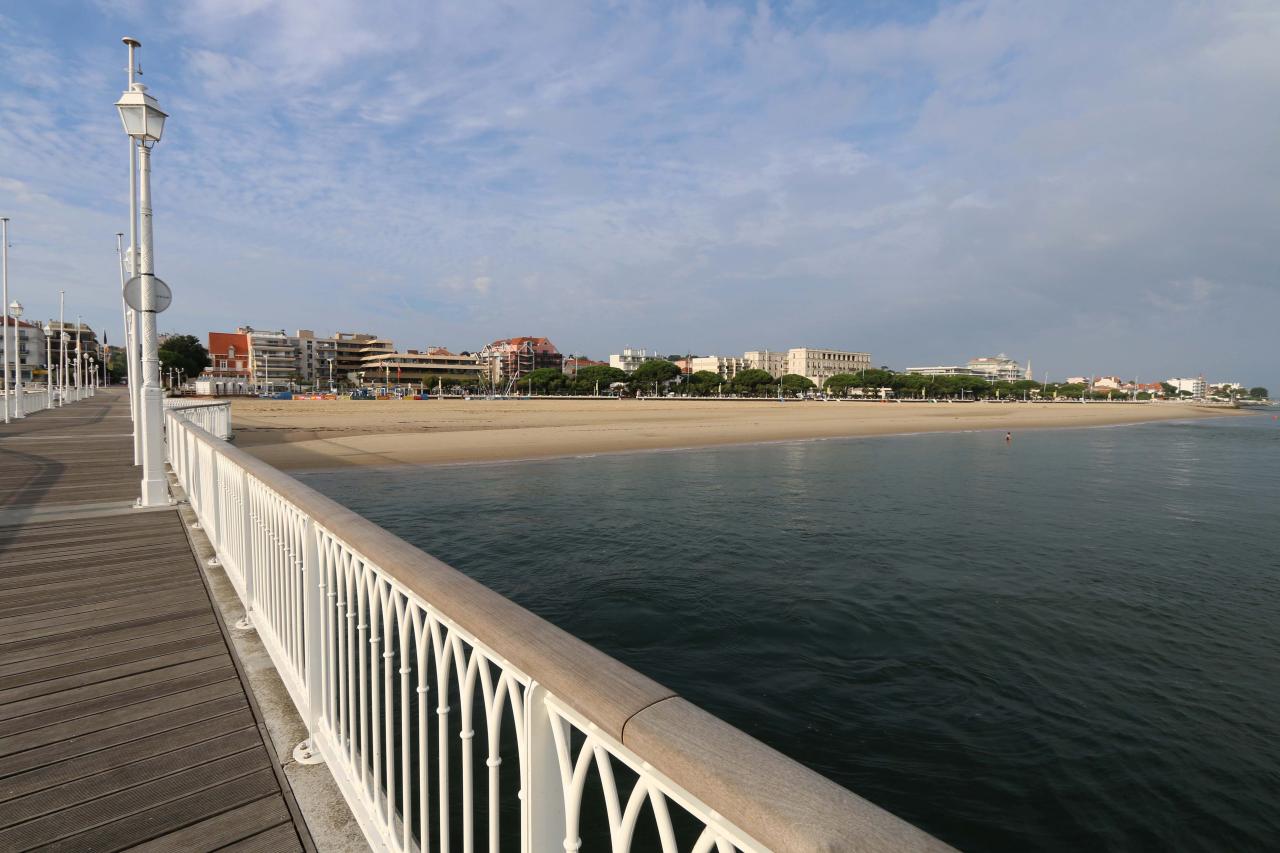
top-left (0, 1), bottom-right (1277, 384)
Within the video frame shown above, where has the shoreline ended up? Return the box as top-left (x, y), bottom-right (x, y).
top-left (228, 398), bottom-right (1247, 472)
top-left (286, 416), bottom-right (1220, 476)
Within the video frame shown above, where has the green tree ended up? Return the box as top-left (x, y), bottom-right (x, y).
top-left (824, 373), bottom-right (861, 396)
top-left (522, 367), bottom-right (570, 395)
top-left (1160, 382), bottom-right (1177, 397)
top-left (632, 359), bottom-right (680, 384)
top-left (107, 349), bottom-right (128, 383)
top-left (729, 368), bottom-right (776, 396)
top-left (779, 373), bottom-right (815, 396)
top-left (686, 370), bottom-right (723, 396)
top-left (571, 364), bottom-right (628, 395)
top-left (1249, 386), bottom-right (1269, 399)
top-left (158, 334), bottom-right (211, 379)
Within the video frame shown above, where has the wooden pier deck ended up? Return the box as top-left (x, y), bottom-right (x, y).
top-left (0, 391), bottom-right (312, 852)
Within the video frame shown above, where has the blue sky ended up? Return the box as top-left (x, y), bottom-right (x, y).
top-left (1, 0), bottom-right (1277, 386)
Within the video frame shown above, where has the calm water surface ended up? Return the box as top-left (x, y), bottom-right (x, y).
top-left (299, 415), bottom-right (1280, 851)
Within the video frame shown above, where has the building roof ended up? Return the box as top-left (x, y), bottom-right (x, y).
top-left (489, 336), bottom-right (557, 348)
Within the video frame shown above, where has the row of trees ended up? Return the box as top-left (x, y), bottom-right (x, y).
top-left (107, 334), bottom-right (212, 384)
top-left (518, 361), bottom-right (1247, 400)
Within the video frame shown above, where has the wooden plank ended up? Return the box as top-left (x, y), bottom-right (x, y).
top-left (0, 726), bottom-right (263, 827)
top-left (0, 704), bottom-right (253, 800)
top-left (0, 393), bottom-right (308, 850)
top-left (0, 595), bottom-right (208, 644)
top-left (0, 752), bottom-right (275, 850)
top-left (0, 657), bottom-right (231, 724)
top-left (0, 575), bottom-right (201, 621)
top-left (44, 771), bottom-right (289, 853)
top-left (222, 820), bottom-right (305, 853)
top-left (0, 613), bottom-right (215, 666)
top-left (126, 796), bottom-right (293, 853)
top-left (0, 693), bottom-right (246, 778)
top-left (0, 637), bottom-right (226, 706)
top-left (0, 678), bottom-right (243, 761)
top-left (0, 628), bottom-right (224, 685)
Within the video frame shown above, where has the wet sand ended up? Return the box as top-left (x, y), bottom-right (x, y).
top-left (226, 398), bottom-right (1238, 471)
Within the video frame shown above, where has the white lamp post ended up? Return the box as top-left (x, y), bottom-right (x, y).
top-left (9, 300), bottom-right (24, 418)
top-left (59, 333), bottom-right (69, 406)
top-left (1, 217), bottom-right (9, 424)
top-left (43, 322), bottom-right (53, 409)
top-left (74, 317), bottom-right (83, 402)
top-left (116, 37), bottom-right (169, 507)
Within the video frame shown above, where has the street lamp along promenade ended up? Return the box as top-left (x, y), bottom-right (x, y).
top-left (1, 217), bottom-right (12, 424)
top-left (116, 37), bottom-right (171, 508)
top-left (8, 299), bottom-right (24, 419)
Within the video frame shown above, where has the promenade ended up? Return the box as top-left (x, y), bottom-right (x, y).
top-left (0, 390), bottom-right (313, 851)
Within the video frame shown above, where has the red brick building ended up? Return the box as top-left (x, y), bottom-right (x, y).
top-left (206, 331), bottom-right (251, 380)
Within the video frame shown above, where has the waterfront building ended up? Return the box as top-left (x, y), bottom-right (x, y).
top-left (482, 336), bottom-right (564, 388)
top-left (205, 331), bottom-right (251, 383)
top-left (359, 347), bottom-right (485, 387)
top-left (785, 347), bottom-right (872, 387)
top-left (691, 355), bottom-right (747, 379)
top-left (563, 357), bottom-right (608, 377)
top-left (330, 331), bottom-right (394, 380)
top-left (609, 347), bottom-right (657, 374)
top-left (0, 319), bottom-right (47, 382)
top-left (296, 329), bottom-right (340, 386)
top-left (743, 350), bottom-right (787, 378)
top-left (1093, 376), bottom-right (1125, 390)
top-left (909, 353), bottom-right (1028, 383)
top-left (1167, 376), bottom-right (1207, 398)
top-left (242, 328), bottom-right (298, 392)
top-left (46, 320), bottom-right (99, 362)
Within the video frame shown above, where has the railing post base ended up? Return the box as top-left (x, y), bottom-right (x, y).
top-left (292, 739), bottom-right (324, 765)
top-left (234, 616), bottom-right (254, 631)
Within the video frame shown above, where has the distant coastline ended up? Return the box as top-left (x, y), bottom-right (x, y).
top-left (228, 398), bottom-right (1247, 471)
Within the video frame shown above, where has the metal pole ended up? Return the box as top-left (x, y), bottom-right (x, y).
top-left (45, 327), bottom-right (52, 409)
top-left (136, 141), bottom-right (167, 506)
top-left (1, 217), bottom-right (8, 424)
top-left (117, 233), bottom-right (139, 447)
top-left (75, 316), bottom-right (82, 400)
top-left (128, 150), bottom-right (143, 459)
top-left (58, 290), bottom-right (65, 407)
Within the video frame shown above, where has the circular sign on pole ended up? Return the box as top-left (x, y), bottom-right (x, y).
top-left (123, 275), bottom-right (172, 313)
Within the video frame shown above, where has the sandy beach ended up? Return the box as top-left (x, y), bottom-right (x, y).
top-left (226, 397), bottom-right (1240, 470)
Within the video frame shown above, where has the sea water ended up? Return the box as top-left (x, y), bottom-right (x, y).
top-left (298, 415), bottom-right (1280, 851)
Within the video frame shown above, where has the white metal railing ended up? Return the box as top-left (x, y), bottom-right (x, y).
top-left (165, 412), bottom-right (949, 853)
top-left (165, 397), bottom-right (232, 440)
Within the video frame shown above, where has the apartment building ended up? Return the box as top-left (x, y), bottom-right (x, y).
top-left (481, 337), bottom-right (564, 387)
top-left (46, 321), bottom-right (99, 362)
top-left (331, 332), bottom-right (394, 380)
top-left (0, 319), bottom-right (47, 382)
top-left (785, 347), bottom-right (871, 387)
top-left (296, 329), bottom-right (339, 385)
top-left (358, 347), bottom-right (485, 386)
top-left (1167, 376), bottom-right (1207, 398)
top-left (743, 350), bottom-right (787, 378)
top-left (690, 355), bottom-right (747, 379)
top-left (242, 328), bottom-right (299, 392)
top-left (608, 348), bottom-right (657, 374)
top-left (909, 354), bottom-right (1028, 383)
